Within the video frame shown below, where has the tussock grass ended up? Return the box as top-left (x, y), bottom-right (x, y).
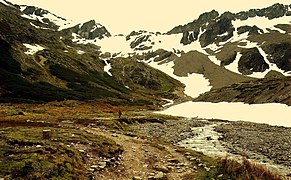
top-left (218, 157), bottom-right (282, 180)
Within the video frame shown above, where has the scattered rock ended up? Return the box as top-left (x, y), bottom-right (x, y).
top-left (132, 176), bottom-right (142, 180)
top-left (153, 172), bottom-right (165, 179)
top-left (98, 161), bottom-right (107, 169)
top-left (154, 164), bottom-right (169, 173)
top-left (18, 111), bottom-right (25, 115)
top-left (167, 158), bottom-right (179, 164)
top-left (184, 152), bottom-right (191, 156)
top-left (90, 165), bottom-right (98, 169)
top-left (204, 166), bottom-right (211, 172)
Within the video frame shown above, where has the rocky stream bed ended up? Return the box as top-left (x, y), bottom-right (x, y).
top-left (129, 117), bottom-right (291, 177)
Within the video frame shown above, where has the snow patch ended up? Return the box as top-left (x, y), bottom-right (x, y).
top-left (30, 22), bottom-right (53, 30)
top-left (72, 30), bottom-right (209, 58)
top-left (208, 55), bottom-right (221, 66)
top-left (23, 43), bottom-right (44, 55)
top-left (217, 32), bottom-right (229, 37)
top-left (158, 101), bottom-right (291, 127)
top-left (147, 60), bottom-right (212, 98)
top-left (77, 50), bottom-right (85, 54)
top-left (103, 59), bottom-right (112, 76)
top-left (162, 99), bottom-right (174, 107)
top-left (0, 0), bottom-right (14, 7)
top-left (224, 52), bottom-right (242, 74)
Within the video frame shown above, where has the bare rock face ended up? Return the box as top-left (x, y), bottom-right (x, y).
top-left (61, 20), bottom-right (111, 40)
top-left (263, 42), bottom-right (291, 72)
top-left (238, 48), bottom-right (269, 75)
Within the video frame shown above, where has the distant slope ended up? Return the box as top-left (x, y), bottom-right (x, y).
top-left (0, 1), bottom-right (184, 104)
top-left (172, 51), bottom-right (254, 89)
top-left (194, 76), bottom-right (291, 106)
top-left (167, 3), bottom-right (291, 77)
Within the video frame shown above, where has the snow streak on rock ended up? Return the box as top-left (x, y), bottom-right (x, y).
top-left (23, 43), bottom-right (44, 55)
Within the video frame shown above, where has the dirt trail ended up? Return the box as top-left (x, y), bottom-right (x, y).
top-left (86, 127), bottom-right (198, 180)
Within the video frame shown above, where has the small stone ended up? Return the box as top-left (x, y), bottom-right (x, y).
top-left (153, 172), bottom-right (164, 179)
top-left (168, 158), bottom-right (179, 163)
top-left (133, 176), bottom-right (142, 180)
top-left (90, 165), bottom-right (98, 169)
top-left (189, 157), bottom-right (196, 161)
top-left (98, 161), bottom-right (107, 169)
top-left (198, 163), bottom-right (204, 167)
top-left (185, 152), bottom-right (191, 156)
top-left (178, 163), bottom-right (185, 166)
top-left (204, 166), bottom-right (210, 171)
top-left (36, 145), bottom-right (42, 148)
top-left (18, 111), bottom-right (25, 115)
top-left (154, 165), bottom-right (169, 173)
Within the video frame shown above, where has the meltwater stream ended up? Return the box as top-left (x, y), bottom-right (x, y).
top-left (177, 123), bottom-right (228, 157)
top-left (157, 102), bottom-right (291, 176)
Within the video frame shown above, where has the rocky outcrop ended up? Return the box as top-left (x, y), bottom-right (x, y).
top-left (167, 10), bottom-right (219, 34)
top-left (22, 6), bottom-right (51, 17)
top-left (168, 3), bottom-right (291, 47)
top-left (199, 17), bottom-right (234, 47)
top-left (238, 48), bottom-right (269, 75)
top-left (130, 34), bottom-right (151, 48)
top-left (61, 20), bottom-right (111, 40)
top-left (263, 43), bottom-right (291, 72)
top-left (20, 6), bottom-right (64, 30)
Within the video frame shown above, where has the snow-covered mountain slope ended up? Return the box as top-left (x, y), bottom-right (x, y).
top-left (19, 5), bottom-right (77, 30)
top-left (1, 0), bottom-right (291, 103)
top-left (65, 3), bottom-right (291, 83)
top-left (1, 0), bottom-right (111, 39)
top-left (0, 1), bottom-right (185, 104)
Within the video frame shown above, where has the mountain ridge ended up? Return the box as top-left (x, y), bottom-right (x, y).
top-left (0, 0), bottom-right (291, 105)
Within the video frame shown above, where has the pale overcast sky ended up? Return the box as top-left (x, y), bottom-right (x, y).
top-left (8, 0), bottom-right (291, 34)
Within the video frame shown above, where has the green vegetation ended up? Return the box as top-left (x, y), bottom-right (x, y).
top-left (0, 126), bottom-right (123, 179)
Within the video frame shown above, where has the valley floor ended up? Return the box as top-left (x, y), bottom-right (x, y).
top-left (0, 101), bottom-right (290, 179)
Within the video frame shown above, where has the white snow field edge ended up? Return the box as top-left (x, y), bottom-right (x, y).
top-left (158, 101), bottom-right (291, 127)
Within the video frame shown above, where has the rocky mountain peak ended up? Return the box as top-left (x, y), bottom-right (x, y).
top-left (61, 19), bottom-right (111, 40)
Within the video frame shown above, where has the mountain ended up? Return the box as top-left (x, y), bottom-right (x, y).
top-left (0, 0), bottom-right (291, 105)
top-left (0, 1), bottom-right (184, 104)
top-left (167, 3), bottom-right (291, 76)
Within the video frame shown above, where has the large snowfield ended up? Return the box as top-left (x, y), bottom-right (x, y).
top-left (158, 101), bottom-right (291, 127)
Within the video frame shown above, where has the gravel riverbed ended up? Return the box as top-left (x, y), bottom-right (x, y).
top-left (128, 118), bottom-right (291, 176)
